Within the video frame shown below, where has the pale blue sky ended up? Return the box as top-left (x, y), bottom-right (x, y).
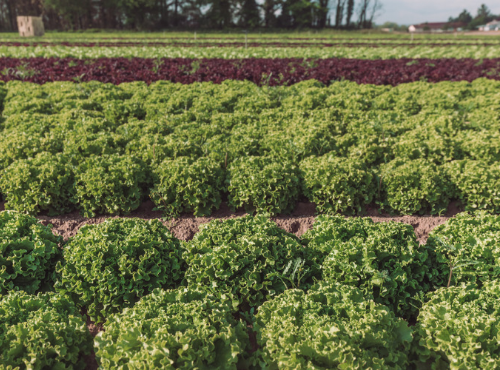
top-left (377, 0), bottom-right (500, 25)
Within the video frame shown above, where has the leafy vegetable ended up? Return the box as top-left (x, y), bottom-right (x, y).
top-left (379, 159), bottom-right (453, 215)
top-left (300, 155), bottom-right (375, 214)
top-left (412, 282), bottom-right (500, 369)
top-left (302, 215), bottom-right (436, 317)
top-left (0, 211), bottom-right (62, 295)
top-left (0, 291), bottom-right (93, 370)
top-left (425, 211), bottom-right (500, 288)
top-left (445, 160), bottom-right (500, 213)
top-left (95, 288), bottom-right (252, 369)
top-left (72, 154), bottom-right (150, 217)
top-left (54, 218), bottom-right (184, 323)
top-left (150, 156), bottom-right (225, 217)
top-left (392, 121), bottom-right (463, 164)
top-left (183, 215), bottom-right (308, 310)
top-left (458, 130), bottom-right (500, 163)
top-left (0, 153), bottom-right (75, 215)
top-left (227, 156), bottom-right (301, 215)
top-left (2, 55), bottom-right (500, 82)
top-left (255, 282), bottom-right (413, 369)
top-left (0, 79), bottom-right (499, 217)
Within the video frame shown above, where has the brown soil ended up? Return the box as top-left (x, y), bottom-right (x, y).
top-left (29, 199), bottom-right (465, 244)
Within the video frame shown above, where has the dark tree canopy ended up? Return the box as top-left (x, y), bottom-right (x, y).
top-left (0, 0), bottom-right (389, 31)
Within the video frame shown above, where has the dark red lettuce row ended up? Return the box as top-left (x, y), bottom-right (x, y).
top-left (1, 57), bottom-right (499, 86)
top-left (0, 41), bottom-right (495, 48)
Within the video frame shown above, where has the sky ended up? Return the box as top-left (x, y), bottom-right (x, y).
top-left (376, 0), bottom-right (500, 25)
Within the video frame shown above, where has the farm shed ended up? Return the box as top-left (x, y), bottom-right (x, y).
top-left (17, 16), bottom-right (45, 37)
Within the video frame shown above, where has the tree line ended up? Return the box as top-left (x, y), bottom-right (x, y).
top-left (0, 0), bottom-right (382, 31)
top-left (448, 4), bottom-right (498, 30)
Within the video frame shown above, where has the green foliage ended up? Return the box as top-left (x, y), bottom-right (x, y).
top-left (425, 212), bottom-right (500, 288)
top-left (0, 153), bottom-right (75, 215)
top-left (255, 282), bottom-right (413, 369)
top-left (458, 130), bottom-right (500, 163)
top-left (0, 211), bottom-right (62, 295)
top-left (227, 156), bottom-right (301, 215)
top-left (0, 124), bottom-right (63, 173)
top-left (150, 157), bottom-right (225, 217)
top-left (0, 80), bottom-right (499, 217)
top-left (412, 282), bottom-right (500, 369)
top-left (260, 115), bottom-right (348, 161)
top-left (62, 116), bottom-right (124, 158)
top-left (183, 215), bottom-right (308, 310)
top-left (392, 120), bottom-right (463, 164)
top-left (300, 155), bottom-right (375, 214)
top-left (379, 159), bottom-right (453, 215)
top-left (0, 291), bottom-right (93, 370)
top-left (54, 218), bottom-right (184, 323)
top-left (445, 160), bottom-right (500, 213)
top-left (302, 215), bottom-right (436, 317)
top-left (0, 82), bottom-right (6, 112)
top-left (4, 42), bottom-right (500, 60)
top-left (72, 154), bottom-right (149, 217)
top-left (95, 288), bottom-right (251, 369)
top-left (117, 118), bottom-right (173, 164)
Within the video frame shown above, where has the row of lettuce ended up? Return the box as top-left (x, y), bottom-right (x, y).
top-left (0, 79), bottom-right (499, 217)
top-left (0, 32), bottom-right (494, 40)
top-left (3, 45), bottom-right (500, 59)
top-left (2, 34), bottom-right (498, 43)
top-left (1, 57), bottom-right (500, 86)
top-left (4, 41), bottom-right (500, 49)
top-left (1, 211), bottom-right (500, 368)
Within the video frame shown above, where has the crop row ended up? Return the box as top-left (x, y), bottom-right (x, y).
top-left (1, 33), bottom-right (496, 43)
top-left (1, 57), bottom-right (500, 85)
top-left (0, 79), bottom-right (499, 218)
top-left (3, 44), bottom-right (500, 59)
top-left (2, 211), bottom-right (500, 369)
top-left (2, 41), bottom-right (499, 48)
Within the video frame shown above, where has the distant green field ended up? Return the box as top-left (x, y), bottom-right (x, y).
top-left (1, 30), bottom-right (498, 59)
top-left (0, 30), bottom-right (498, 42)
top-left (1, 44), bottom-right (499, 59)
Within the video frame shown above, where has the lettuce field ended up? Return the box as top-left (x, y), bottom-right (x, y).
top-left (1, 31), bottom-right (500, 370)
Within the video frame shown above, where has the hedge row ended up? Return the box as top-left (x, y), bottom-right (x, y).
top-left (1, 211), bottom-right (500, 368)
top-left (1, 79), bottom-right (499, 217)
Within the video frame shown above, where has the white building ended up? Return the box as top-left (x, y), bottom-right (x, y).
top-left (485, 20), bottom-right (500, 31)
top-left (479, 20), bottom-right (500, 31)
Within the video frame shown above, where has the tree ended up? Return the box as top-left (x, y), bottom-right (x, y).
top-left (477, 3), bottom-right (490, 18)
top-left (456, 9), bottom-right (472, 24)
top-left (356, 0), bottom-right (369, 28)
top-left (238, 0), bottom-right (260, 27)
top-left (357, 0), bottom-right (381, 29)
top-left (203, 0), bottom-right (234, 28)
top-left (43, 0), bottom-right (92, 30)
top-left (316, 0), bottom-right (330, 28)
top-left (0, 0), bottom-right (43, 31)
top-left (345, 0), bottom-right (354, 28)
top-left (368, 0), bottom-right (382, 26)
top-left (278, 0), bottom-right (315, 28)
top-left (467, 3), bottom-right (497, 30)
top-left (0, 0), bottom-right (14, 30)
top-left (289, 0), bottom-right (314, 28)
top-left (262, 0), bottom-right (278, 27)
top-left (335, 0), bottom-right (345, 28)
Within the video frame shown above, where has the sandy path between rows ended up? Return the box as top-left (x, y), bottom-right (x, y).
top-left (15, 199), bottom-right (464, 244)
